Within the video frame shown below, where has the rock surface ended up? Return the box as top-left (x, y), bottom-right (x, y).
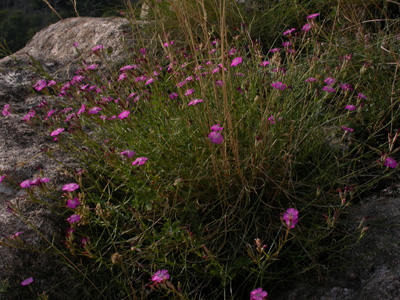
top-left (0, 17), bottom-right (140, 299)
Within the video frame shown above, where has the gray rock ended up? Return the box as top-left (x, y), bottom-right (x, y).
top-left (0, 16), bottom-right (141, 300)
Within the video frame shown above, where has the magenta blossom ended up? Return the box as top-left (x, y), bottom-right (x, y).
top-left (260, 61), bottom-right (270, 67)
top-left (283, 208), bottom-right (299, 229)
top-left (151, 269), bottom-right (170, 284)
top-left (211, 124), bottom-right (223, 132)
top-left (62, 183), bottom-right (79, 192)
top-left (307, 13), bottom-right (320, 19)
top-left (118, 73), bottom-right (127, 81)
top-left (270, 48), bottom-right (281, 53)
top-left (66, 198), bottom-right (80, 209)
top-left (23, 110), bottom-right (35, 122)
top-left (118, 110), bottom-right (130, 120)
top-left (120, 150), bottom-right (135, 158)
top-left (271, 82), bottom-right (287, 90)
top-left (51, 128), bottom-right (65, 136)
top-left (170, 92), bottom-right (179, 100)
top-left (0, 175), bottom-right (5, 183)
top-left (2, 104), bottom-right (11, 116)
top-left (208, 132), bottom-right (224, 144)
top-left (67, 214), bottom-right (81, 223)
top-left (384, 157), bottom-right (398, 169)
top-left (231, 57), bottom-right (242, 67)
top-left (341, 126), bottom-right (354, 132)
top-left (88, 107), bottom-right (102, 114)
top-left (77, 104), bottom-right (85, 115)
top-left (20, 180), bottom-right (32, 189)
top-left (322, 86), bottom-right (336, 93)
top-left (283, 28), bottom-right (296, 36)
top-left (305, 77), bottom-right (317, 82)
top-left (21, 277), bottom-right (34, 286)
top-left (34, 79), bottom-right (47, 91)
top-left (91, 44), bottom-right (103, 52)
top-left (302, 23), bottom-right (312, 32)
top-left (132, 157), bottom-right (148, 166)
top-left (250, 288), bottom-right (268, 300)
top-left (324, 77), bottom-right (336, 85)
top-left (188, 99), bottom-right (204, 106)
top-left (185, 89), bottom-right (195, 96)
top-left (345, 105), bottom-right (356, 111)
top-left (357, 93), bottom-right (367, 99)
top-left (145, 78), bottom-right (154, 85)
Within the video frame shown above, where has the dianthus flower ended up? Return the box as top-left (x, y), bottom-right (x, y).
top-left (384, 157), bottom-right (398, 169)
top-left (118, 110), bottom-right (130, 120)
top-left (250, 288), bottom-right (268, 300)
top-left (188, 99), bottom-right (204, 106)
top-left (67, 214), bottom-right (81, 223)
top-left (151, 269), bottom-right (170, 284)
top-left (51, 128), bottom-right (65, 136)
top-left (271, 82), bottom-right (287, 90)
top-left (231, 57), bottom-right (242, 67)
top-left (132, 157), bottom-right (148, 166)
top-left (21, 277), bottom-right (34, 286)
top-left (283, 208), bottom-right (299, 229)
top-left (33, 79), bottom-right (47, 91)
top-left (345, 105), bottom-right (356, 111)
top-left (307, 13), bottom-right (320, 19)
top-left (120, 150), bottom-right (135, 158)
top-left (62, 183), bottom-right (79, 192)
top-left (66, 198), bottom-right (80, 209)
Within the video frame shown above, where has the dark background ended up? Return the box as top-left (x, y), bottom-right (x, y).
top-left (0, 0), bottom-right (138, 58)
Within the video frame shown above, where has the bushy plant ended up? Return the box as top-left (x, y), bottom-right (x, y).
top-left (2, 0), bottom-right (399, 299)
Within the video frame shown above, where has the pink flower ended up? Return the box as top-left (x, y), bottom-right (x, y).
top-left (231, 57), bottom-right (242, 67)
top-left (341, 126), bottom-right (354, 132)
top-left (62, 183), bottom-right (79, 192)
top-left (357, 93), bottom-right (367, 99)
top-left (20, 180), bottom-right (32, 189)
top-left (384, 157), bottom-right (398, 168)
top-left (139, 48), bottom-right (146, 56)
top-left (188, 99), bottom-right (204, 106)
top-left (151, 269), bottom-right (170, 284)
top-left (270, 48), bottom-right (281, 53)
top-left (283, 208), bottom-right (299, 229)
top-left (259, 61), bottom-right (270, 67)
top-left (118, 110), bottom-right (130, 120)
top-left (85, 64), bottom-right (98, 70)
top-left (216, 80), bottom-right (224, 87)
top-left (339, 83), bottom-right (353, 91)
top-left (51, 128), bottom-right (65, 136)
top-left (324, 77), bottom-right (336, 85)
top-left (169, 92), bottom-right (179, 100)
top-left (283, 28), bottom-right (296, 36)
top-left (345, 105), bottom-right (356, 111)
top-left (67, 214), bottom-right (81, 223)
top-left (145, 78), bottom-right (154, 85)
top-left (185, 89), bottom-right (195, 96)
top-left (21, 277), bottom-right (34, 286)
top-left (302, 23), bottom-right (312, 32)
top-left (271, 82), bottom-right (287, 90)
top-left (0, 175), bottom-right (5, 183)
top-left (250, 288), bottom-right (268, 300)
top-left (267, 115), bottom-right (276, 124)
top-left (34, 79), bottom-right (47, 91)
top-left (73, 42), bottom-right (79, 48)
top-left (322, 86), bottom-right (336, 93)
top-left (307, 13), bottom-right (320, 19)
top-left (120, 65), bottom-right (137, 71)
top-left (208, 132), bottom-right (224, 144)
top-left (47, 80), bottom-right (56, 86)
top-left (91, 44), bottom-right (103, 52)
top-left (282, 42), bottom-right (292, 48)
top-left (118, 73), bottom-right (128, 81)
top-left (45, 109), bottom-right (56, 119)
top-left (132, 157), bottom-right (148, 166)
top-left (23, 110), bottom-right (35, 121)
top-left (211, 124), bottom-right (223, 132)
top-left (77, 104), bottom-right (85, 115)
top-left (88, 107), bottom-right (102, 114)
top-left (66, 198), bottom-right (80, 209)
top-left (2, 104), bottom-right (10, 116)
top-left (305, 77), bottom-right (317, 82)
top-left (120, 150), bottom-right (135, 158)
